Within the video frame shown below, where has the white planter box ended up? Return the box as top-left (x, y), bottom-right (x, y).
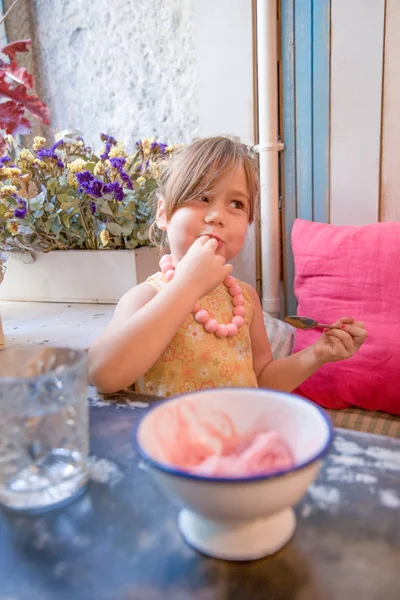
top-left (0, 247), bottom-right (160, 304)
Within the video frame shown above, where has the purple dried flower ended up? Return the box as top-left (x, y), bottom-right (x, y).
top-left (76, 170), bottom-right (94, 186)
top-left (76, 171), bottom-right (104, 198)
top-left (104, 181), bottom-right (124, 202)
top-left (0, 155), bottom-right (11, 165)
top-left (51, 140), bottom-right (64, 151)
top-left (109, 157), bottom-right (133, 190)
top-left (90, 201), bottom-right (96, 214)
top-left (36, 148), bottom-right (52, 159)
top-left (75, 169), bottom-right (124, 201)
top-left (120, 171), bottom-right (133, 189)
top-left (100, 133), bottom-right (117, 145)
top-left (100, 142), bottom-right (111, 160)
top-left (150, 142), bottom-right (167, 155)
top-left (37, 140), bottom-right (64, 168)
top-left (150, 142), bottom-right (168, 154)
top-left (150, 142), bottom-right (168, 155)
top-left (109, 157), bottom-right (126, 169)
top-left (14, 199), bottom-right (27, 219)
top-left (100, 134), bottom-right (117, 159)
top-left (88, 180), bottom-right (104, 198)
top-left (112, 182), bottom-right (124, 202)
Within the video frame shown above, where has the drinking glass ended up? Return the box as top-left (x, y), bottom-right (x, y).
top-left (0, 346), bottom-right (89, 512)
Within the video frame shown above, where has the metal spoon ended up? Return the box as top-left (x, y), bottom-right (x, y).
top-left (284, 316), bottom-right (340, 331)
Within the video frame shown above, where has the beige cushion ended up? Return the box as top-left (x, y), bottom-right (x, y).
top-left (325, 407), bottom-right (400, 439)
top-left (263, 312), bottom-right (294, 359)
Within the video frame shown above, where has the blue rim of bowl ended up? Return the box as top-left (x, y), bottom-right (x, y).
top-left (133, 388), bottom-right (335, 484)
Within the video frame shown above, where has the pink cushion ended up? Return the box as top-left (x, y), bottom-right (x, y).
top-left (291, 218), bottom-right (400, 416)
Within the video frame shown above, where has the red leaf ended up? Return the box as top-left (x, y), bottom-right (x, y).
top-left (1, 39), bottom-right (32, 61)
top-left (0, 75), bottom-right (49, 125)
top-left (0, 101), bottom-right (32, 135)
top-left (4, 61), bottom-right (34, 88)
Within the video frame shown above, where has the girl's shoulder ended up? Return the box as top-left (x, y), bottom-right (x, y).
top-left (237, 279), bottom-right (256, 305)
top-left (237, 280), bottom-right (263, 323)
top-left (111, 278), bottom-right (159, 325)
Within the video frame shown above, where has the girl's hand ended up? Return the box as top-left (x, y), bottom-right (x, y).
top-left (173, 236), bottom-right (233, 299)
top-left (313, 317), bottom-right (367, 365)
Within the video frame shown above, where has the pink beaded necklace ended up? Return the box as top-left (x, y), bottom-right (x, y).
top-left (159, 254), bottom-right (245, 338)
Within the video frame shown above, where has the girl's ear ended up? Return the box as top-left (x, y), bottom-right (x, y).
top-left (156, 198), bottom-right (167, 231)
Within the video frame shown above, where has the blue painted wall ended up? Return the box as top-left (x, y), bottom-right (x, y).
top-left (281, 0), bottom-right (330, 315)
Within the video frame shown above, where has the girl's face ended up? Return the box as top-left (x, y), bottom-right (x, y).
top-left (157, 165), bottom-right (251, 263)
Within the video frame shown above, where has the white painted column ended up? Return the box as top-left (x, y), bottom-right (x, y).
top-left (255, 0), bottom-right (281, 316)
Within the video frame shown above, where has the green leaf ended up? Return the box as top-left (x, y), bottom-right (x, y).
top-left (145, 179), bottom-right (158, 193)
top-left (125, 238), bottom-right (139, 249)
top-left (122, 210), bottom-right (136, 223)
top-left (62, 214), bottom-right (71, 229)
top-left (47, 178), bottom-right (58, 196)
top-left (123, 192), bottom-right (136, 204)
top-left (121, 221), bottom-right (134, 237)
top-left (84, 162), bottom-right (97, 174)
top-left (59, 201), bottom-right (76, 212)
top-left (28, 191), bottom-right (46, 211)
top-left (106, 222), bottom-right (123, 236)
top-left (51, 217), bottom-right (63, 235)
top-left (99, 201), bottom-right (114, 217)
top-left (18, 225), bottom-right (33, 235)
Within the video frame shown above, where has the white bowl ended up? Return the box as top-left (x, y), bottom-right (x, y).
top-left (134, 388), bottom-right (333, 561)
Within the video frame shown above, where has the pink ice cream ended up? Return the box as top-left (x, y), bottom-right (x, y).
top-left (192, 431), bottom-right (294, 477)
top-left (154, 403), bottom-right (295, 477)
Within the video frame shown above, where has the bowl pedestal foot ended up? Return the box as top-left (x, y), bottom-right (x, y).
top-left (178, 506), bottom-right (296, 561)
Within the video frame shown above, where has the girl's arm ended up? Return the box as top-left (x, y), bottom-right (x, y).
top-left (244, 284), bottom-right (367, 392)
top-left (88, 236), bottom-right (233, 394)
top-left (88, 278), bottom-right (200, 393)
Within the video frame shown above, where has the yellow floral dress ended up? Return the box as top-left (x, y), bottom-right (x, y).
top-left (134, 272), bottom-right (258, 397)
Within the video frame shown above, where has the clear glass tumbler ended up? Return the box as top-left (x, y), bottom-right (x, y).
top-left (0, 346), bottom-right (89, 512)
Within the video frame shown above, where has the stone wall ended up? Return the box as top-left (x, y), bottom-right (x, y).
top-left (4, 0), bottom-right (199, 150)
top-left (3, 0), bottom-right (258, 287)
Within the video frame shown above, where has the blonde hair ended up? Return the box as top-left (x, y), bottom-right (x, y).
top-left (148, 136), bottom-right (259, 251)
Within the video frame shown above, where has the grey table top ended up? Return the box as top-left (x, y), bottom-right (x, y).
top-left (1, 395), bottom-right (399, 600)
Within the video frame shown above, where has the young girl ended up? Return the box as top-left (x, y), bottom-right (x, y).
top-left (88, 137), bottom-right (367, 396)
